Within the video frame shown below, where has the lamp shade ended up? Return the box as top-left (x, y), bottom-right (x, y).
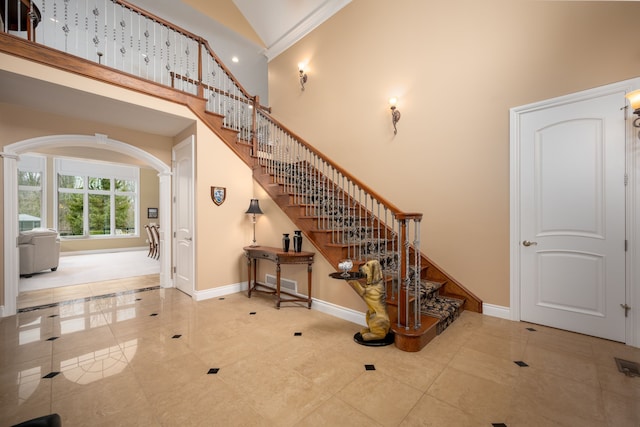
top-left (626, 89), bottom-right (640, 112)
top-left (245, 199), bottom-right (263, 215)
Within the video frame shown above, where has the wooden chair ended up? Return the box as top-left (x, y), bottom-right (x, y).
top-left (144, 225), bottom-right (156, 258)
top-left (149, 224), bottom-right (160, 259)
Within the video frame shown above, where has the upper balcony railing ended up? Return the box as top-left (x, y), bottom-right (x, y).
top-left (2, 0), bottom-right (255, 134)
top-left (2, 0), bottom-right (428, 333)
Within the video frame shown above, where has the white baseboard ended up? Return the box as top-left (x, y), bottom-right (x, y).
top-left (60, 246), bottom-right (149, 256)
top-left (193, 282), bottom-right (248, 301)
top-left (193, 281), bottom-right (367, 326)
top-left (194, 284), bottom-right (510, 327)
top-left (311, 298), bottom-right (366, 327)
top-left (482, 303), bottom-right (511, 320)
top-left (0, 305), bottom-right (4, 318)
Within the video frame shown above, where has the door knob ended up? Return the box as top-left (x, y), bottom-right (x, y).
top-left (185, 236), bottom-right (192, 241)
top-left (522, 240), bottom-right (538, 247)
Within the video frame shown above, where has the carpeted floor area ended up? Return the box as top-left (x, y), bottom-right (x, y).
top-left (19, 250), bottom-right (160, 292)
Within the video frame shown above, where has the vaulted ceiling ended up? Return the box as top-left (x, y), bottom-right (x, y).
top-left (181, 0), bottom-right (351, 60)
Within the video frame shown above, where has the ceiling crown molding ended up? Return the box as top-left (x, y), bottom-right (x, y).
top-left (263, 0), bottom-right (351, 62)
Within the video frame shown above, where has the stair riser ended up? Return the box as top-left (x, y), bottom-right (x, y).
top-left (391, 323), bottom-right (437, 352)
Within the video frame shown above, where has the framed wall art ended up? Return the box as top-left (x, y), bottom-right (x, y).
top-left (211, 186), bottom-right (226, 206)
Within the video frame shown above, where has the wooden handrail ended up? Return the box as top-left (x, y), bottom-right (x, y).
top-left (256, 110), bottom-right (407, 216)
top-left (172, 71), bottom-right (273, 113)
top-left (199, 38), bottom-right (253, 103)
top-left (116, 0), bottom-right (200, 41)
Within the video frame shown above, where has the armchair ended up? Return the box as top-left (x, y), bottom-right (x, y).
top-left (18, 228), bottom-right (61, 277)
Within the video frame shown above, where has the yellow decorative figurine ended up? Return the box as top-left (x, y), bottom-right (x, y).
top-left (347, 260), bottom-right (392, 343)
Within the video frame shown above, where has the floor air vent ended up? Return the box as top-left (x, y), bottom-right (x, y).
top-left (615, 357), bottom-right (640, 377)
top-left (265, 274), bottom-right (298, 294)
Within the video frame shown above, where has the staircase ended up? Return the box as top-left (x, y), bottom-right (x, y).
top-left (0, 0), bottom-right (482, 352)
top-left (236, 123), bottom-right (482, 351)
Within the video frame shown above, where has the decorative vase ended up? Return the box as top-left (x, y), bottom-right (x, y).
top-left (293, 230), bottom-right (303, 252)
top-left (282, 233), bottom-right (290, 252)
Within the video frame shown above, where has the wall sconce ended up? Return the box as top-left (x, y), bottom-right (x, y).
top-left (389, 97), bottom-right (401, 135)
top-left (298, 63), bottom-right (308, 91)
top-left (626, 89), bottom-right (640, 130)
top-left (245, 199), bottom-right (263, 247)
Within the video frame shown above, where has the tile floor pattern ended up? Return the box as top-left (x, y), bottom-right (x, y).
top-left (2, 279), bottom-right (640, 426)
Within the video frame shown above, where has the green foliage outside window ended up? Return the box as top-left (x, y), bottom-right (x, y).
top-left (58, 174), bottom-right (84, 189)
top-left (18, 171), bottom-right (43, 231)
top-left (18, 171), bottom-right (41, 186)
top-left (58, 174), bottom-right (136, 237)
top-left (89, 194), bottom-right (111, 235)
top-left (58, 192), bottom-right (84, 236)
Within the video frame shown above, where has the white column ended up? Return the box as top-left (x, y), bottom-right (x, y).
top-left (158, 170), bottom-right (173, 288)
top-left (2, 152), bottom-right (19, 316)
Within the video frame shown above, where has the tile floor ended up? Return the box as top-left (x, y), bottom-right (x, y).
top-left (2, 277), bottom-right (640, 426)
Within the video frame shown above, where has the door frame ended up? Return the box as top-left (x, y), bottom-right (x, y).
top-left (172, 136), bottom-right (196, 296)
top-left (2, 134), bottom-right (173, 317)
top-left (510, 77), bottom-right (640, 347)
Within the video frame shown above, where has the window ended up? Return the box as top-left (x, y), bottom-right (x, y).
top-left (17, 155), bottom-right (46, 232)
top-left (55, 158), bottom-right (139, 238)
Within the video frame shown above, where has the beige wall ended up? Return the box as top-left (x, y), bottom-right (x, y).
top-left (267, 0), bottom-right (640, 307)
top-left (192, 121), bottom-right (256, 291)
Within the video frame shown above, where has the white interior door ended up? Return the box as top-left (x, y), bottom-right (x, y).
top-left (173, 137), bottom-right (195, 296)
top-left (519, 92), bottom-right (626, 342)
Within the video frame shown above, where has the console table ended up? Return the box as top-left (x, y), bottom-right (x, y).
top-left (243, 246), bottom-right (315, 309)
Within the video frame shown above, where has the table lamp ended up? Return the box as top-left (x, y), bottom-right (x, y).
top-left (245, 199), bottom-right (263, 246)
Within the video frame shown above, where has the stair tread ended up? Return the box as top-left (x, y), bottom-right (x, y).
top-left (420, 279), bottom-right (444, 293)
top-left (421, 296), bottom-right (464, 318)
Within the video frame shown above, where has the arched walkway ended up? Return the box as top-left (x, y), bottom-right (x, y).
top-left (2, 134), bottom-right (173, 316)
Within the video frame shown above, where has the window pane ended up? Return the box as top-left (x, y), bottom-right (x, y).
top-left (58, 193), bottom-right (84, 236)
top-left (19, 189), bottom-right (42, 231)
top-left (18, 171), bottom-right (41, 186)
top-left (115, 179), bottom-right (135, 192)
top-left (58, 174), bottom-right (84, 189)
top-left (89, 194), bottom-right (111, 235)
top-left (18, 190), bottom-right (42, 217)
top-left (89, 177), bottom-right (110, 191)
top-left (115, 195), bottom-right (135, 235)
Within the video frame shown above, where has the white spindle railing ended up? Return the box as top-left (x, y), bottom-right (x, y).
top-left (255, 109), bottom-right (424, 330)
top-left (4, 0), bottom-right (253, 136)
